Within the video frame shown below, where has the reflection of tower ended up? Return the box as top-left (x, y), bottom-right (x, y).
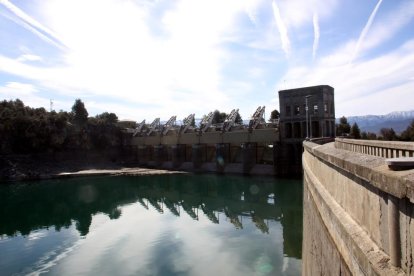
top-left (274, 179), bottom-right (303, 259)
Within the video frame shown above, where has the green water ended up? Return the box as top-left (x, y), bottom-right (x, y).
top-left (0, 174), bottom-right (303, 276)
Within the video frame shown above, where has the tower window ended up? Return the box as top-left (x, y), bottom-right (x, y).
top-left (314, 105), bottom-right (318, 114)
top-left (294, 105), bottom-right (300, 115)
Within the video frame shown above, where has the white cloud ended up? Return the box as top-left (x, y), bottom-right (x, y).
top-left (276, 0), bottom-right (339, 28)
top-left (362, 1), bottom-right (414, 53)
top-left (350, 0), bottom-right (383, 64)
top-left (0, 0), bottom-right (66, 49)
top-left (276, 39), bottom-right (414, 116)
top-left (17, 54), bottom-right (43, 62)
top-left (0, 0), bottom-right (255, 120)
top-left (0, 81), bottom-right (44, 106)
top-left (272, 1), bottom-right (290, 57)
top-left (1, 0), bottom-right (413, 120)
top-left (312, 12), bottom-right (320, 60)
top-left (244, 0), bottom-right (260, 25)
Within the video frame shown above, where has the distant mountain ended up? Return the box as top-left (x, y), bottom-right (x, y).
top-left (339, 110), bottom-right (414, 134)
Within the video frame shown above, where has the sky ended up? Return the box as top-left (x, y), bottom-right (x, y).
top-left (0, 0), bottom-right (413, 122)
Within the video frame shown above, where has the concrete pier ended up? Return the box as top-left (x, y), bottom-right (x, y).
top-left (171, 144), bottom-right (185, 168)
top-left (192, 144), bottom-right (204, 171)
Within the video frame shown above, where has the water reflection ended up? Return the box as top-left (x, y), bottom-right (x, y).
top-left (0, 174), bottom-right (302, 275)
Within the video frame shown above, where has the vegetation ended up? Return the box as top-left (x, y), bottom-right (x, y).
top-left (212, 110), bottom-right (243, 124)
top-left (336, 116), bottom-right (351, 136)
top-left (269, 109), bottom-right (280, 121)
top-left (350, 122), bottom-right (361, 139)
top-left (212, 110), bottom-right (227, 124)
top-left (337, 116), bottom-right (414, 141)
top-left (401, 120), bottom-right (414, 141)
top-left (378, 127), bottom-right (398, 141)
top-left (0, 99), bottom-right (124, 155)
top-left (361, 131), bottom-right (377, 140)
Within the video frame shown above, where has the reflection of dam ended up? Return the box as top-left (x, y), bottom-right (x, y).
top-left (136, 182), bottom-right (282, 223)
top-left (0, 174), bottom-right (302, 258)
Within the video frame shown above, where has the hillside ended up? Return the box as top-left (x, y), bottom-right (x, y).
top-left (341, 110), bottom-right (414, 134)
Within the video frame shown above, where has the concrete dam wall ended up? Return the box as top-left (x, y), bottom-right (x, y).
top-left (123, 141), bottom-right (303, 176)
top-left (302, 139), bottom-right (414, 275)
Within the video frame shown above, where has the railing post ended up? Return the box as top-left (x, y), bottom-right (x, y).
top-left (388, 194), bottom-right (401, 267)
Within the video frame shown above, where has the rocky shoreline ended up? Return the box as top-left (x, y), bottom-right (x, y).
top-left (0, 156), bottom-right (186, 183)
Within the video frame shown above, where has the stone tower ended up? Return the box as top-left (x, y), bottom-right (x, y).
top-left (278, 85), bottom-right (335, 140)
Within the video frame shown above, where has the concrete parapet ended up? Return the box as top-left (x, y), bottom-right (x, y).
top-left (303, 140), bottom-right (414, 274)
top-left (335, 138), bottom-right (414, 158)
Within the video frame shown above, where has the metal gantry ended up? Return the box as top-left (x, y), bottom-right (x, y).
top-left (199, 112), bottom-right (214, 133)
top-left (133, 120), bottom-right (146, 137)
top-left (248, 106), bottom-right (265, 131)
top-left (129, 106), bottom-right (278, 138)
top-left (147, 118), bottom-right (160, 136)
top-left (180, 113), bottom-right (195, 134)
top-left (222, 109), bottom-right (239, 132)
top-left (162, 116), bottom-right (177, 136)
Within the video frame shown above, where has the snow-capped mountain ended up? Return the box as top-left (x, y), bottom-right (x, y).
top-left (338, 110), bottom-right (414, 134)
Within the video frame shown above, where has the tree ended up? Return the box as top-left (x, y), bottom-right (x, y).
top-left (379, 128), bottom-right (398, 141)
top-left (336, 116), bottom-right (351, 136)
top-left (212, 110), bottom-right (227, 124)
top-left (71, 99), bottom-right (88, 127)
top-left (235, 112), bottom-right (243, 124)
top-left (95, 112), bottom-right (118, 124)
top-left (269, 109), bottom-right (280, 121)
top-left (350, 122), bottom-right (361, 139)
top-left (401, 120), bottom-right (414, 141)
top-left (361, 131), bottom-right (368, 139)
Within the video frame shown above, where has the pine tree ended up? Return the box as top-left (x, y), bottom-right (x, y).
top-left (401, 120), bottom-right (414, 141)
top-left (336, 116), bottom-right (351, 136)
top-left (269, 110), bottom-right (280, 120)
top-left (71, 99), bottom-right (88, 127)
top-left (350, 122), bottom-right (361, 139)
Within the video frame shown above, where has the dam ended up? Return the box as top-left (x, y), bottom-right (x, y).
top-left (303, 138), bottom-right (414, 275)
top-left (124, 85), bottom-right (335, 176)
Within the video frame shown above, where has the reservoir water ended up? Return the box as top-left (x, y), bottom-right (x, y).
top-left (0, 174), bottom-right (302, 276)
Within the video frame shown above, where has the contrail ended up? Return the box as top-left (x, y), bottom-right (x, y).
top-left (312, 12), bottom-right (320, 60)
top-left (350, 0), bottom-right (383, 64)
top-left (2, 12), bottom-right (66, 50)
top-left (272, 0), bottom-right (290, 57)
top-left (0, 0), bottom-right (67, 50)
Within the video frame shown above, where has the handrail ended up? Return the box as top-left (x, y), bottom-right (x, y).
top-left (335, 138), bottom-right (414, 158)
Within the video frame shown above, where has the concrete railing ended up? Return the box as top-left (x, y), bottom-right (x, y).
top-left (302, 141), bottom-right (414, 275)
top-left (335, 138), bottom-right (414, 158)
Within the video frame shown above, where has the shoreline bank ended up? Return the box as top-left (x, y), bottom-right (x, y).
top-left (0, 155), bottom-right (187, 183)
top-left (1, 167), bottom-right (187, 183)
